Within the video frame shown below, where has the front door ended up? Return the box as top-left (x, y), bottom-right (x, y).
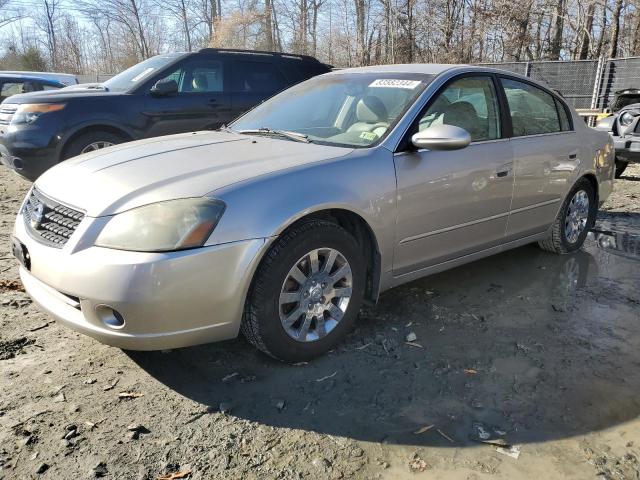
top-left (143, 59), bottom-right (233, 138)
top-left (393, 75), bottom-right (515, 275)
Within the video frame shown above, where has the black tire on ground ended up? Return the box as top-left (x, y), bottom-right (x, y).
top-left (63, 130), bottom-right (126, 160)
top-left (538, 177), bottom-right (597, 254)
top-left (242, 219), bottom-right (366, 362)
top-left (615, 159), bottom-right (628, 179)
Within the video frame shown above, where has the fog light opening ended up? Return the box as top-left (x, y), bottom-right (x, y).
top-left (12, 158), bottom-right (23, 170)
top-left (95, 305), bottom-right (125, 329)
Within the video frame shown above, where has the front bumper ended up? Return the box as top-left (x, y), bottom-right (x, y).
top-left (14, 213), bottom-right (269, 350)
top-left (0, 125), bottom-right (60, 181)
top-left (613, 135), bottom-right (640, 163)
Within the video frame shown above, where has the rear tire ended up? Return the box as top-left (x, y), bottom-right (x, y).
top-left (242, 219), bottom-right (365, 362)
top-left (538, 178), bottom-right (597, 254)
top-left (615, 159), bottom-right (628, 178)
top-left (63, 131), bottom-right (126, 160)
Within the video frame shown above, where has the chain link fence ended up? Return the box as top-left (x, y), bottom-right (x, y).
top-left (481, 56), bottom-right (640, 111)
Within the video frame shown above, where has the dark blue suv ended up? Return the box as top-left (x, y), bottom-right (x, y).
top-left (0, 49), bottom-right (331, 180)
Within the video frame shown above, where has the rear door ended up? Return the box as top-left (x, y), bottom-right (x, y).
top-left (498, 77), bottom-right (579, 241)
top-left (230, 59), bottom-right (287, 117)
top-left (143, 58), bottom-right (232, 137)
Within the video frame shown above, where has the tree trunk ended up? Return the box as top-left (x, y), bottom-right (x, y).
top-left (264, 0), bottom-right (274, 50)
top-left (578, 0), bottom-right (596, 59)
top-left (609, 0), bottom-right (624, 58)
top-left (180, 0), bottom-right (192, 51)
top-left (548, 0), bottom-right (565, 59)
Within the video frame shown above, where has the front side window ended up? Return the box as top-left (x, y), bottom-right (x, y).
top-left (417, 76), bottom-right (501, 142)
top-left (159, 61), bottom-right (224, 93)
top-left (1, 81), bottom-right (25, 97)
top-left (501, 78), bottom-right (562, 136)
top-left (231, 73), bottom-right (432, 148)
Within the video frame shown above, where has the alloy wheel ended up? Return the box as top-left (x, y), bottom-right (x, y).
top-left (564, 190), bottom-right (590, 244)
top-left (80, 141), bottom-right (114, 154)
top-left (279, 247), bottom-right (353, 342)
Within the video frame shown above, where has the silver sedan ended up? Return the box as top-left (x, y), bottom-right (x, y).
top-left (12, 64), bottom-right (615, 362)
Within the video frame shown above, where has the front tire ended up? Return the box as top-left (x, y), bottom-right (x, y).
top-left (63, 131), bottom-right (125, 160)
top-left (242, 219), bottom-right (365, 362)
top-left (538, 178), bottom-right (597, 254)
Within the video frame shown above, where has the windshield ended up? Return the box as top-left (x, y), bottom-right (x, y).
top-left (231, 72), bottom-right (433, 147)
top-left (103, 54), bottom-right (184, 92)
top-left (613, 94), bottom-right (640, 111)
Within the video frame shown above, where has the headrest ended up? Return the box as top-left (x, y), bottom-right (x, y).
top-left (356, 96), bottom-right (388, 123)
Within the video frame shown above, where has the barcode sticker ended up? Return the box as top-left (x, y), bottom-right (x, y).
top-left (369, 79), bottom-right (421, 89)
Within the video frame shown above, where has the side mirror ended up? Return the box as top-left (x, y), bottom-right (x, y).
top-left (150, 79), bottom-right (178, 96)
top-left (411, 124), bottom-right (471, 151)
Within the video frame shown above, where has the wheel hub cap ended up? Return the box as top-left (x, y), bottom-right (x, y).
top-left (564, 190), bottom-right (589, 244)
top-left (279, 247), bottom-right (353, 343)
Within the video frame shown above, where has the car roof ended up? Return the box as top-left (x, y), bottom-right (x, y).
top-left (0, 73), bottom-right (64, 85)
top-left (329, 63), bottom-right (466, 75)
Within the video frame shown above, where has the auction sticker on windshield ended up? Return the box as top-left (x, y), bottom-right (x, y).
top-left (369, 79), bottom-right (421, 89)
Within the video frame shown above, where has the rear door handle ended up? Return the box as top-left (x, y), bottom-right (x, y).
top-left (496, 161), bottom-right (513, 178)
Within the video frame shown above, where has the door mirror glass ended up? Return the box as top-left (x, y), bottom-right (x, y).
top-left (411, 124), bottom-right (471, 150)
top-left (150, 78), bottom-right (178, 96)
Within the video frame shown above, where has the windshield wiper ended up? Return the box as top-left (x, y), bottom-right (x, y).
top-left (237, 127), bottom-right (311, 143)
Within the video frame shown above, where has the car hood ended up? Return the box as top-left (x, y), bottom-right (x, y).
top-left (35, 131), bottom-right (353, 217)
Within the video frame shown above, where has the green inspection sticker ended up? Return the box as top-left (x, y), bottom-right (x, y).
top-left (359, 131), bottom-right (378, 141)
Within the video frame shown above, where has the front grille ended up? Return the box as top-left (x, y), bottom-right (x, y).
top-left (0, 104), bottom-right (17, 126)
top-left (23, 188), bottom-right (85, 247)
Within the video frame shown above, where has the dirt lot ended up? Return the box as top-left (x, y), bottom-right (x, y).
top-left (0, 165), bottom-right (639, 480)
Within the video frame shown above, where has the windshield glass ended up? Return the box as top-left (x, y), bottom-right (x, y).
top-left (613, 95), bottom-right (640, 111)
top-left (103, 54), bottom-right (184, 92)
top-left (231, 72), bottom-right (433, 147)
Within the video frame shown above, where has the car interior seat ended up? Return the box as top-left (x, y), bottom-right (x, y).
top-left (191, 74), bottom-right (209, 92)
top-left (347, 96), bottom-right (390, 137)
top-left (442, 101), bottom-right (485, 140)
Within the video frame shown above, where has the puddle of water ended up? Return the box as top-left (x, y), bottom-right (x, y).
top-left (588, 228), bottom-right (640, 261)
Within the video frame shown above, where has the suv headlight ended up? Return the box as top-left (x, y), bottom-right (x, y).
top-left (619, 111), bottom-right (635, 126)
top-left (12, 103), bottom-right (66, 125)
top-left (95, 198), bottom-right (226, 252)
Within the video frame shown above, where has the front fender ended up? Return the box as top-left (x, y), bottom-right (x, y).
top-left (206, 148), bottom-right (398, 275)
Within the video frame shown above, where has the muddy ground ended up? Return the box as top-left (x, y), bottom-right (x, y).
top-left (0, 165), bottom-right (639, 480)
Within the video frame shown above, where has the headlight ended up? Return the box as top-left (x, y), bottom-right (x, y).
top-left (619, 111), bottom-right (635, 126)
top-left (95, 198), bottom-right (226, 252)
top-left (12, 104), bottom-right (66, 125)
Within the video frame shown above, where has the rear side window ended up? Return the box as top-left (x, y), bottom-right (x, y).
top-left (501, 78), bottom-right (562, 136)
top-left (42, 84), bottom-right (62, 91)
top-left (232, 61), bottom-right (285, 93)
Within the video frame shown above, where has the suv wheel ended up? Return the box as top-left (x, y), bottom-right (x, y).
top-left (64, 131), bottom-right (125, 160)
top-left (242, 219), bottom-right (365, 362)
top-left (538, 178), bottom-right (596, 254)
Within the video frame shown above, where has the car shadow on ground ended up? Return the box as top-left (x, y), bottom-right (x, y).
top-left (127, 227), bottom-right (640, 448)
